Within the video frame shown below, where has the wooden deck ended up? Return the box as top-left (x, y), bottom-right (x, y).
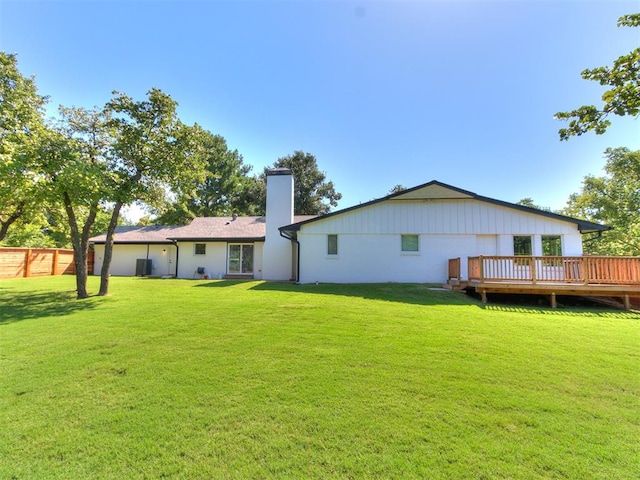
top-left (448, 255), bottom-right (640, 310)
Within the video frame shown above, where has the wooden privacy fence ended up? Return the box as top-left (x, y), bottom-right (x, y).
top-left (466, 255), bottom-right (640, 285)
top-left (0, 248), bottom-right (94, 279)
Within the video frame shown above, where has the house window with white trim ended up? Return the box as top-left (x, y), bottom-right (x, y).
top-left (194, 243), bottom-right (206, 255)
top-left (401, 234), bottom-right (419, 252)
top-left (542, 235), bottom-right (562, 256)
top-left (513, 236), bottom-right (532, 256)
top-left (327, 234), bottom-right (338, 255)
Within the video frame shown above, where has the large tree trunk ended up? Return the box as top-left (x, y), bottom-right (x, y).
top-left (98, 201), bottom-right (124, 296)
top-left (62, 192), bottom-right (98, 299)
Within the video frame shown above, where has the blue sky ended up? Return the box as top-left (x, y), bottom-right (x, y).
top-left (1, 0), bottom-right (638, 219)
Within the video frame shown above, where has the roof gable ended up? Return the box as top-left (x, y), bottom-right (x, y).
top-left (280, 180), bottom-right (610, 234)
top-left (390, 182), bottom-right (474, 200)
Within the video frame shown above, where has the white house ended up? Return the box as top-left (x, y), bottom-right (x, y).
top-left (91, 169), bottom-right (315, 280)
top-left (90, 170), bottom-right (608, 283)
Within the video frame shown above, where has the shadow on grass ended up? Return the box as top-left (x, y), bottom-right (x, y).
top-left (468, 291), bottom-right (640, 318)
top-left (196, 279), bottom-right (477, 307)
top-left (193, 280), bottom-right (640, 317)
top-left (0, 289), bottom-right (101, 326)
top-left (193, 280), bottom-right (251, 288)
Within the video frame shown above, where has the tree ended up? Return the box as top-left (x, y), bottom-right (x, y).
top-left (0, 52), bottom-right (48, 241)
top-left (156, 128), bottom-right (257, 225)
top-left (37, 106), bottom-right (113, 298)
top-left (259, 151), bottom-right (342, 215)
top-left (388, 184), bottom-right (407, 195)
top-left (562, 147), bottom-right (640, 255)
top-left (99, 89), bottom-right (207, 295)
top-left (555, 14), bottom-right (640, 140)
top-left (516, 198), bottom-right (551, 212)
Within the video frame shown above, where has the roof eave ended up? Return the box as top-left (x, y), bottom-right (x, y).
top-left (167, 236), bottom-right (266, 242)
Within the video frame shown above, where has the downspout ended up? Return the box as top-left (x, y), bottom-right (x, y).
top-left (171, 240), bottom-right (179, 278)
top-left (279, 230), bottom-right (300, 283)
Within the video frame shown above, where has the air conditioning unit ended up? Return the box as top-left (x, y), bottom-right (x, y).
top-left (136, 259), bottom-right (152, 276)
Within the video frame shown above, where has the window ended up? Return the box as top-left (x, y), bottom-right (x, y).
top-left (513, 236), bottom-right (532, 256)
top-left (401, 234), bottom-right (419, 252)
top-left (194, 243), bottom-right (206, 255)
top-left (542, 236), bottom-right (562, 256)
top-left (228, 244), bottom-right (254, 274)
top-left (327, 234), bottom-right (338, 255)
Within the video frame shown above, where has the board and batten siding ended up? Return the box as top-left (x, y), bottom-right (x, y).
top-left (297, 199), bottom-right (584, 284)
top-left (301, 200), bottom-right (582, 235)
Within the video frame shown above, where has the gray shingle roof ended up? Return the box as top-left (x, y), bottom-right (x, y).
top-left (89, 215), bottom-right (317, 244)
top-left (169, 216), bottom-right (267, 240)
top-left (89, 225), bottom-right (184, 244)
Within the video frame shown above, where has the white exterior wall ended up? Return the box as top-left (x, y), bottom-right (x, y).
top-left (93, 244), bottom-right (176, 276)
top-left (298, 233), bottom-right (476, 283)
top-left (297, 199), bottom-right (585, 284)
top-left (176, 241), bottom-right (263, 280)
top-left (262, 171), bottom-right (294, 280)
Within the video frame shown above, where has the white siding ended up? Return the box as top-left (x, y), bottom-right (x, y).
top-left (263, 172), bottom-right (294, 280)
top-left (297, 199), bottom-right (585, 284)
top-left (93, 244), bottom-right (176, 277)
top-left (302, 200), bottom-right (580, 235)
top-left (176, 241), bottom-right (264, 280)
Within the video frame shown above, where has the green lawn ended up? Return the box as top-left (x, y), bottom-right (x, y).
top-left (1, 276), bottom-right (638, 479)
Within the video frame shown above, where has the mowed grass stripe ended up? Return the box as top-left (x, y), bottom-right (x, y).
top-left (0, 276), bottom-right (638, 479)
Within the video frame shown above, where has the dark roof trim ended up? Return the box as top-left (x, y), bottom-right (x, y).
top-left (266, 168), bottom-right (292, 176)
top-left (279, 180), bottom-right (610, 234)
top-left (91, 240), bottom-right (175, 245)
top-left (166, 237), bottom-right (265, 243)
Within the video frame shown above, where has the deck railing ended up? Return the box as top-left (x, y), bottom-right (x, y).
top-left (448, 257), bottom-right (461, 280)
top-left (466, 255), bottom-right (640, 285)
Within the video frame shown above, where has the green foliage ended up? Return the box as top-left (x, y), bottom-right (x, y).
top-left (98, 89), bottom-right (209, 295)
top-left (556, 13), bottom-right (640, 140)
top-left (105, 89), bottom-right (207, 206)
top-left (259, 151), bottom-right (342, 215)
top-left (0, 52), bottom-right (48, 240)
top-left (156, 127), bottom-right (258, 224)
top-left (388, 184), bottom-right (407, 194)
top-left (1, 277), bottom-right (638, 478)
top-left (562, 147), bottom-right (640, 254)
top-left (516, 197), bottom-right (552, 212)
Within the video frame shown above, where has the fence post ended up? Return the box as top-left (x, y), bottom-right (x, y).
top-left (52, 249), bottom-right (59, 275)
top-left (24, 249), bottom-right (32, 277)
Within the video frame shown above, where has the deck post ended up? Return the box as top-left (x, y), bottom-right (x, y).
top-left (550, 292), bottom-right (557, 308)
top-left (530, 257), bottom-right (536, 285)
top-left (479, 256), bottom-right (484, 282)
top-left (583, 256), bottom-right (589, 285)
top-left (623, 295), bottom-right (630, 311)
top-left (480, 289), bottom-right (487, 304)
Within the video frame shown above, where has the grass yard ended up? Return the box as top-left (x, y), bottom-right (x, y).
top-left (0, 276), bottom-right (638, 479)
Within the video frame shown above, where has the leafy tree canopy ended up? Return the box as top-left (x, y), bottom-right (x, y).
top-left (155, 127), bottom-right (258, 225)
top-left (562, 147), bottom-right (640, 255)
top-left (555, 13), bottom-right (640, 140)
top-left (516, 198), bottom-right (552, 212)
top-left (388, 185), bottom-right (407, 195)
top-left (260, 151), bottom-right (342, 216)
top-left (0, 52), bottom-right (48, 241)
top-left (97, 89), bottom-right (209, 295)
